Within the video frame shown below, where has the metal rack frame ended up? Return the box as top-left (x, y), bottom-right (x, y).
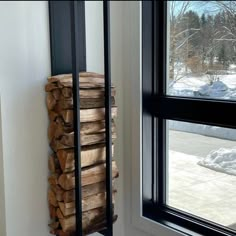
top-left (49, 1), bottom-right (113, 235)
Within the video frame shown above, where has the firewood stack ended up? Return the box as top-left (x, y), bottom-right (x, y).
top-left (45, 72), bottom-right (119, 236)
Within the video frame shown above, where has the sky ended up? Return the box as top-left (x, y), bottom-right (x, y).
top-left (172, 1), bottom-right (223, 16)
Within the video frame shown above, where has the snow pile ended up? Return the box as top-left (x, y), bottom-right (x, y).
top-left (229, 64), bottom-right (236, 70)
top-left (169, 74), bottom-right (236, 100)
top-left (195, 81), bottom-right (228, 98)
top-left (198, 147), bottom-right (236, 176)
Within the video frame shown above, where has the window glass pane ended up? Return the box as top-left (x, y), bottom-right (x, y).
top-left (167, 1), bottom-right (236, 101)
top-left (167, 120), bottom-right (236, 230)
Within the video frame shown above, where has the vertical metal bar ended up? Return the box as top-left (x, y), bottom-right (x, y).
top-left (70, 1), bottom-right (83, 236)
top-left (48, 1), bottom-right (86, 75)
top-left (103, 1), bottom-right (113, 235)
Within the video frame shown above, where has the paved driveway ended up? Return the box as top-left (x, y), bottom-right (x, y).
top-left (167, 130), bottom-right (236, 230)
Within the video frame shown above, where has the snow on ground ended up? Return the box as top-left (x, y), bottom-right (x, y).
top-left (169, 74), bottom-right (236, 100)
top-left (169, 70), bottom-right (236, 141)
top-left (198, 147), bottom-right (236, 176)
top-left (229, 64), bottom-right (236, 70)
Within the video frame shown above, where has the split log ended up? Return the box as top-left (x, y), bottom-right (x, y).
top-left (58, 161), bottom-right (119, 190)
top-left (52, 88), bottom-right (61, 100)
top-left (50, 132), bottom-right (116, 152)
top-left (61, 87), bottom-right (72, 99)
top-left (58, 191), bottom-right (116, 217)
top-left (84, 215), bottom-right (118, 235)
top-left (80, 120), bottom-right (115, 135)
top-left (47, 73), bottom-right (112, 90)
top-left (48, 221), bottom-right (60, 230)
top-left (46, 92), bottom-right (57, 110)
top-left (49, 204), bottom-right (57, 219)
top-left (48, 173), bottom-right (59, 185)
top-left (63, 180), bottom-right (114, 203)
top-left (50, 88), bottom-right (116, 101)
top-left (58, 208), bottom-right (117, 233)
top-left (51, 215), bottom-right (118, 236)
top-left (48, 154), bottom-right (60, 173)
top-left (48, 121), bottom-right (73, 142)
top-left (79, 72), bottom-right (104, 78)
top-left (48, 110), bottom-right (59, 123)
top-left (57, 144), bottom-right (114, 173)
top-left (48, 107), bottom-right (117, 125)
top-left (57, 208), bottom-right (64, 219)
top-left (50, 184), bottom-right (64, 202)
top-left (57, 149), bottom-right (74, 173)
top-left (47, 76), bottom-right (108, 90)
top-left (47, 96), bottom-right (115, 111)
top-left (58, 201), bottom-right (75, 217)
top-left (48, 120), bottom-right (115, 142)
top-left (58, 206), bottom-right (106, 232)
top-left (48, 189), bottom-right (58, 207)
top-left (45, 82), bottom-right (59, 92)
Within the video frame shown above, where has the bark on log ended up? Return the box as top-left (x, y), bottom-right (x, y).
top-left (50, 132), bottom-right (116, 152)
top-left (59, 206), bottom-right (106, 232)
top-left (48, 154), bottom-right (60, 173)
top-left (84, 215), bottom-right (118, 235)
top-left (47, 95), bottom-right (115, 111)
top-left (58, 161), bottom-right (119, 191)
top-left (57, 210), bottom-right (117, 234)
top-left (50, 215), bottom-right (118, 236)
top-left (48, 173), bottom-right (59, 185)
top-left (48, 189), bottom-right (58, 207)
top-left (57, 208), bottom-right (64, 220)
top-left (47, 77), bottom-right (109, 90)
top-left (47, 73), bottom-right (112, 91)
top-left (49, 221), bottom-right (60, 230)
top-left (50, 88), bottom-right (116, 101)
top-left (57, 144), bottom-right (114, 172)
top-left (58, 191), bottom-right (116, 217)
top-left (63, 180), bottom-right (114, 203)
top-left (48, 107), bottom-right (117, 125)
top-left (49, 204), bottom-right (57, 219)
top-left (48, 120), bottom-right (115, 142)
top-left (46, 92), bottom-right (57, 110)
top-left (50, 184), bottom-right (64, 202)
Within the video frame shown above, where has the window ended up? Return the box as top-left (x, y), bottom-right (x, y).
top-left (142, 1), bottom-right (236, 235)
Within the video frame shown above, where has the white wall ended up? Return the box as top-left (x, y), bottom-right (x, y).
top-left (0, 97), bottom-right (6, 236)
top-left (0, 1), bottom-right (51, 236)
top-left (85, 1), bottom-right (104, 74)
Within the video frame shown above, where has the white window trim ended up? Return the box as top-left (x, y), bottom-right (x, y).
top-left (129, 3), bottom-right (184, 236)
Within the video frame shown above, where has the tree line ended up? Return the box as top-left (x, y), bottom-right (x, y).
top-left (169, 1), bottom-right (236, 82)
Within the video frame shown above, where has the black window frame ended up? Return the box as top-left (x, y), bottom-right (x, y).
top-left (142, 1), bottom-right (236, 236)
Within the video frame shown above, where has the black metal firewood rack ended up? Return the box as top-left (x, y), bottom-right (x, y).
top-left (49, 1), bottom-right (113, 235)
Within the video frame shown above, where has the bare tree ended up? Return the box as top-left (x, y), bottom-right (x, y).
top-left (213, 1), bottom-right (236, 64)
top-left (169, 1), bottom-right (201, 86)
